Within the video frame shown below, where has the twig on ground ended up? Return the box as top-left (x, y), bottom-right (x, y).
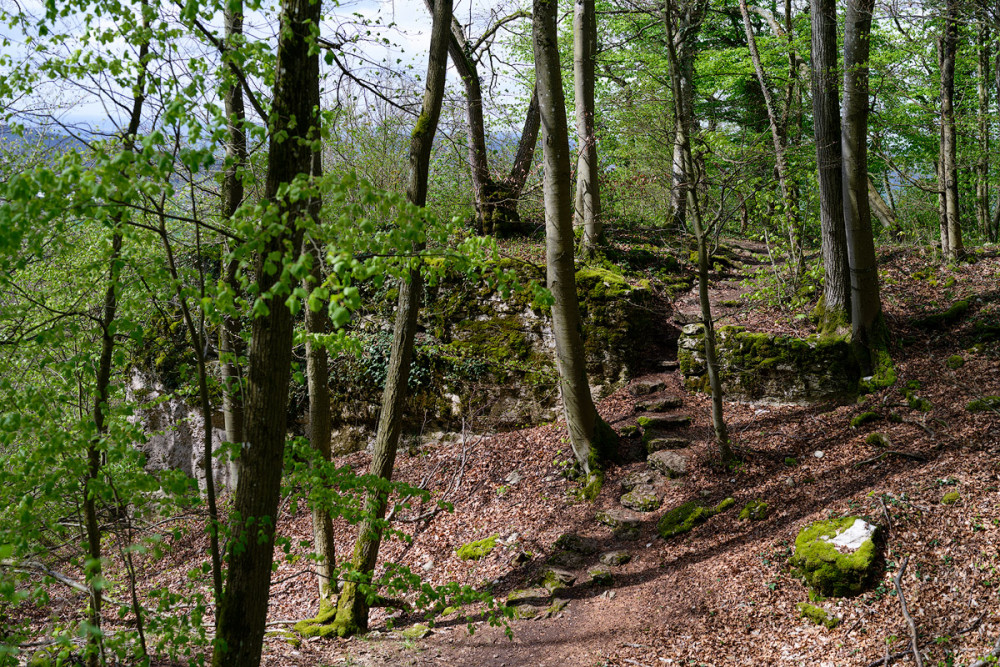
top-left (893, 556), bottom-right (923, 667)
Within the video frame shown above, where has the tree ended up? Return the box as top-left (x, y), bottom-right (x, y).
top-left (533, 0), bottom-right (616, 481)
top-left (330, 0), bottom-right (453, 637)
top-left (842, 0), bottom-right (890, 382)
top-left (575, 0), bottom-right (602, 251)
top-left (212, 0), bottom-right (321, 662)
top-left (939, 0), bottom-right (963, 259)
top-left (810, 0), bottom-right (851, 333)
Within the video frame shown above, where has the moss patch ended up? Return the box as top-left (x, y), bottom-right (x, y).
top-left (293, 602), bottom-right (339, 639)
top-left (796, 602), bottom-right (840, 629)
top-left (791, 517), bottom-right (882, 597)
top-left (967, 396), bottom-right (1000, 412)
top-left (946, 354), bottom-right (965, 370)
top-left (941, 491), bottom-right (960, 505)
top-left (456, 534), bottom-right (499, 560)
top-left (739, 500), bottom-right (769, 521)
top-left (865, 433), bottom-right (890, 447)
top-left (399, 623), bottom-right (431, 640)
top-left (656, 497), bottom-right (734, 539)
top-left (784, 457), bottom-right (798, 467)
top-left (918, 299), bottom-right (970, 329)
top-left (850, 412), bottom-right (880, 428)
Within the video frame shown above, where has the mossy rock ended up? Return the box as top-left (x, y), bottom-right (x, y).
top-left (656, 497), bottom-right (734, 539)
top-left (637, 396), bottom-right (684, 412)
top-left (946, 354), bottom-right (965, 370)
top-left (540, 567), bottom-right (576, 592)
top-left (646, 436), bottom-right (689, 453)
top-left (585, 565), bottom-right (613, 586)
top-left (941, 491), bottom-right (960, 505)
top-left (619, 424), bottom-right (639, 438)
top-left (917, 299), bottom-right (969, 329)
top-left (399, 623), bottom-right (432, 640)
top-left (739, 499), bottom-right (769, 521)
top-left (850, 412), bottom-right (880, 428)
top-left (903, 391), bottom-right (932, 412)
top-left (293, 602), bottom-right (339, 638)
top-left (621, 485), bottom-right (662, 512)
top-left (791, 517), bottom-right (883, 597)
top-left (648, 449), bottom-right (689, 478)
top-left (638, 414), bottom-right (690, 430)
top-left (784, 457), bottom-right (799, 467)
top-left (456, 534), bottom-right (499, 560)
top-left (796, 602), bottom-right (840, 629)
top-left (967, 396), bottom-right (1000, 412)
top-left (595, 508), bottom-right (641, 539)
top-left (678, 324), bottom-right (860, 404)
top-left (599, 550), bottom-right (632, 566)
top-left (506, 588), bottom-right (551, 619)
top-left (865, 433), bottom-right (890, 448)
top-left (553, 532), bottom-right (598, 554)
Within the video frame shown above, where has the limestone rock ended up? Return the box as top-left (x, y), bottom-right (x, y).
top-left (646, 437), bottom-right (689, 453)
top-left (547, 550), bottom-right (587, 569)
top-left (599, 550), bottom-right (632, 566)
top-left (648, 450), bottom-right (689, 478)
top-left (540, 568), bottom-right (576, 592)
top-left (791, 517), bottom-right (883, 597)
top-left (637, 396), bottom-right (683, 412)
top-left (629, 380), bottom-right (666, 396)
top-left (595, 508), bottom-right (642, 539)
top-left (678, 324), bottom-right (861, 404)
top-left (506, 588), bottom-right (551, 619)
top-left (583, 565), bottom-right (613, 586)
top-left (620, 485), bottom-right (662, 512)
top-left (553, 532), bottom-right (598, 554)
top-left (621, 469), bottom-right (660, 492)
top-left (637, 414), bottom-right (691, 430)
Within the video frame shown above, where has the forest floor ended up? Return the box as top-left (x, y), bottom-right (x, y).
top-left (12, 239), bottom-right (1000, 667)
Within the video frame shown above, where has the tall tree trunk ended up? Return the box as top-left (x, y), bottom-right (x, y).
top-left (212, 0), bottom-right (319, 663)
top-left (664, 0), bottom-right (732, 463)
top-left (940, 0), bottom-right (963, 260)
top-left (842, 0), bottom-right (889, 377)
top-left (330, 0), bottom-right (452, 637)
top-left (937, 152), bottom-right (949, 256)
top-left (574, 0), bottom-right (602, 251)
top-left (978, 21), bottom-right (991, 239)
top-left (739, 0), bottom-right (803, 279)
top-left (810, 0), bottom-right (850, 333)
top-left (303, 154), bottom-right (336, 604)
top-left (220, 0), bottom-right (246, 489)
top-left (534, 0), bottom-right (616, 478)
top-left (868, 177), bottom-right (898, 232)
top-left (992, 26), bottom-right (1000, 242)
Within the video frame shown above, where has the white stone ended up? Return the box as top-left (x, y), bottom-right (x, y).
top-left (814, 450), bottom-right (824, 458)
top-left (823, 519), bottom-right (876, 552)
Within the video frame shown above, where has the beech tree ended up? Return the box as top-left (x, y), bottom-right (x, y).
top-left (575, 0), bottom-right (602, 251)
top-left (533, 0), bottom-right (617, 480)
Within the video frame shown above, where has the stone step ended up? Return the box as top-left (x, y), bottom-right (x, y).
top-left (620, 484), bottom-right (662, 512)
top-left (660, 360), bottom-right (680, 372)
top-left (648, 450), bottom-right (689, 478)
top-left (595, 508), bottom-right (642, 539)
top-left (621, 469), bottom-right (662, 493)
top-left (629, 380), bottom-right (666, 396)
top-left (638, 414), bottom-right (691, 430)
top-left (636, 396), bottom-right (683, 412)
top-left (646, 437), bottom-right (690, 454)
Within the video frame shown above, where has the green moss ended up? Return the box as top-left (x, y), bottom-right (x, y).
top-left (791, 517), bottom-right (882, 597)
top-left (578, 469), bottom-right (604, 502)
top-left (946, 354), bottom-right (965, 370)
top-left (888, 412), bottom-right (902, 423)
top-left (739, 500), bottom-right (769, 521)
top-left (399, 623), bottom-right (431, 640)
top-left (865, 433), bottom-right (889, 448)
top-left (293, 601), bottom-right (339, 638)
top-left (456, 534), bottom-right (499, 560)
top-left (796, 602), bottom-right (840, 629)
top-left (657, 498), bottom-right (732, 539)
top-left (967, 396), bottom-right (1000, 412)
top-left (918, 299), bottom-right (970, 329)
top-left (620, 425), bottom-right (639, 438)
top-left (941, 491), bottom-right (960, 505)
top-left (906, 394), bottom-right (932, 412)
top-left (784, 457), bottom-right (799, 467)
top-left (714, 497), bottom-right (736, 512)
top-left (850, 412), bottom-right (880, 428)
top-left (265, 630), bottom-right (302, 647)
top-left (636, 416), bottom-right (652, 428)
top-left (859, 346), bottom-right (897, 394)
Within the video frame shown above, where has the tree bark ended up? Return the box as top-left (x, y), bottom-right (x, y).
top-left (810, 0), bottom-right (850, 333)
top-left (739, 0), bottom-right (802, 278)
top-left (664, 0), bottom-right (732, 463)
top-left (330, 0), bottom-right (452, 637)
top-left (940, 0), bottom-right (963, 260)
top-left (212, 0), bottom-right (319, 663)
top-left (842, 0), bottom-right (888, 375)
top-left (534, 0), bottom-right (616, 477)
top-left (220, 0), bottom-right (246, 489)
top-left (574, 0), bottom-right (602, 251)
top-left (868, 177), bottom-right (898, 233)
top-left (977, 21), bottom-right (991, 239)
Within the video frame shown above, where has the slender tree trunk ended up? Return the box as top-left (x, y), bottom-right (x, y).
top-left (220, 0), bottom-right (246, 489)
top-left (212, 0), bottom-right (319, 663)
top-left (303, 154), bottom-right (336, 605)
top-left (534, 0), bottom-right (615, 477)
top-left (810, 0), bottom-right (850, 333)
top-left (992, 27), bottom-right (1000, 242)
top-left (842, 0), bottom-right (888, 376)
top-left (937, 152), bottom-right (949, 257)
top-left (574, 0), bottom-right (602, 251)
top-left (940, 0), bottom-right (963, 260)
top-left (664, 0), bottom-right (732, 463)
top-left (978, 22), bottom-right (991, 239)
top-left (740, 0), bottom-right (802, 279)
top-left (868, 177), bottom-right (897, 232)
top-left (330, 0), bottom-right (452, 637)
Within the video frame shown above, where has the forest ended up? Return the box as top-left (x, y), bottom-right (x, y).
top-left (2, 0), bottom-right (1000, 664)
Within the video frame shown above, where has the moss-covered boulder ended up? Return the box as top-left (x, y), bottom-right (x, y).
top-left (791, 517), bottom-right (883, 597)
top-left (456, 534), bottom-right (498, 560)
top-left (584, 565), bottom-right (613, 586)
top-left (656, 498), bottom-right (734, 539)
top-left (540, 567), bottom-right (576, 593)
top-left (678, 324), bottom-right (860, 404)
top-left (620, 485), bottom-right (661, 512)
top-left (941, 491), bottom-right (960, 505)
top-left (599, 550), bottom-right (631, 566)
